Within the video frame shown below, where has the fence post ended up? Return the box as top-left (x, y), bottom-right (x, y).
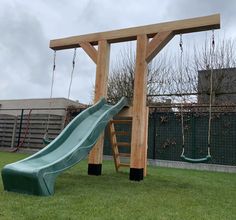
top-left (17, 109), bottom-right (24, 146)
top-left (11, 116), bottom-right (17, 148)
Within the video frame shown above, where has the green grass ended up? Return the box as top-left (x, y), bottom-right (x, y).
top-left (0, 152), bottom-right (235, 220)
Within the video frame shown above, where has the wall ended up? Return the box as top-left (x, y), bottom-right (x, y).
top-left (198, 68), bottom-right (236, 104)
top-left (0, 98), bottom-right (83, 116)
top-left (0, 98), bottom-right (84, 148)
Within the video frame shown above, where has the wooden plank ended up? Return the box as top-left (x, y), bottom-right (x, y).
top-left (112, 131), bottom-right (130, 136)
top-left (22, 118), bottom-right (62, 122)
top-left (17, 139), bottom-right (43, 144)
top-left (15, 115), bottom-right (62, 123)
top-left (20, 137), bottom-right (56, 144)
top-left (0, 114), bottom-right (16, 119)
top-left (146, 31), bottom-right (174, 63)
top-left (50, 14), bottom-right (220, 50)
top-left (0, 117), bottom-right (16, 120)
top-left (0, 139), bottom-right (12, 143)
top-left (0, 144), bottom-right (12, 148)
top-left (0, 133), bottom-right (15, 137)
top-left (0, 143), bottom-right (12, 147)
top-left (16, 119), bottom-right (62, 125)
top-left (118, 153), bottom-right (131, 157)
top-left (20, 143), bottom-right (44, 149)
top-left (110, 119), bottom-right (132, 124)
top-left (0, 137), bottom-right (12, 141)
top-left (23, 133), bottom-right (58, 139)
top-left (28, 114), bottom-right (62, 119)
top-left (15, 128), bottom-right (61, 133)
top-left (0, 121), bottom-right (16, 126)
top-left (117, 142), bottom-right (131, 147)
top-left (109, 122), bottom-right (120, 172)
top-left (22, 122), bottom-right (62, 126)
top-left (118, 163), bottom-right (130, 167)
top-left (0, 141), bottom-right (12, 144)
top-left (130, 34), bottom-right (148, 169)
top-left (24, 129), bottom-right (60, 135)
top-left (79, 41), bottom-right (98, 64)
top-left (0, 128), bottom-right (15, 132)
top-left (0, 124), bottom-right (15, 128)
top-left (88, 40), bottom-right (110, 165)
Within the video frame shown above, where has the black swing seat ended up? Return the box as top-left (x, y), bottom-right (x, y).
top-left (181, 154), bottom-right (211, 163)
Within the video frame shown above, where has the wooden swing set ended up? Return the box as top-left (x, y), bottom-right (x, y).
top-left (50, 14), bottom-right (220, 181)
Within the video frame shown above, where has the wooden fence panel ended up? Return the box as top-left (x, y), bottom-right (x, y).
top-left (0, 114), bottom-right (17, 148)
top-left (15, 114), bottom-right (64, 149)
top-left (0, 114), bottom-right (64, 149)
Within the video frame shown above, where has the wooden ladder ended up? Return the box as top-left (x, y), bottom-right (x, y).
top-left (109, 118), bottom-right (132, 171)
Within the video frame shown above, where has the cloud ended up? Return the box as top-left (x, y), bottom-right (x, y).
top-left (167, 0), bottom-right (236, 35)
top-left (0, 2), bottom-right (51, 99)
top-left (0, 0), bottom-right (235, 103)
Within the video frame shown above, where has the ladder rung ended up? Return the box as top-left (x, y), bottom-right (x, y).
top-left (118, 153), bottom-right (131, 157)
top-left (110, 119), bottom-right (132, 124)
top-left (118, 163), bottom-right (130, 167)
top-left (117, 142), bottom-right (131, 147)
top-left (111, 131), bottom-right (130, 136)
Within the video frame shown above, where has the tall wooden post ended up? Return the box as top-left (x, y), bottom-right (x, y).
top-left (130, 34), bottom-right (149, 181)
top-left (88, 40), bottom-right (110, 175)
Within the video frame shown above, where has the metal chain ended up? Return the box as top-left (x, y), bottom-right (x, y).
top-left (50, 50), bottom-right (56, 99)
top-left (46, 50), bottom-right (57, 133)
top-left (67, 48), bottom-right (77, 99)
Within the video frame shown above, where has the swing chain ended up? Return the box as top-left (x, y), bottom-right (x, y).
top-left (68, 48), bottom-right (77, 99)
top-left (46, 50), bottom-right (57, 134)
top-left (179, 34), bottom-right (183, 53)
top-left (211, 30), bottom-right (215, 49)
top-left (53, 50), bottom-right (56, 72)
top-left (72, 48), bottom-right (76, 68)
top-left (50, 51), bottom-right (56, 99)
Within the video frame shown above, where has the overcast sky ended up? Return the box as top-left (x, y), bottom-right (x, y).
top-left (1, 0), bottom-right (236, 104)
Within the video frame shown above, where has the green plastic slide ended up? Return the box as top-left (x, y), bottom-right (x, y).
top-left (1, 97), bottom-right (127, 196)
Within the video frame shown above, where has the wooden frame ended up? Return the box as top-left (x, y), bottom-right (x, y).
top-left (50, 14), bottom-right (220, 50)
top-left (49, 14), bottom-right (220, 180)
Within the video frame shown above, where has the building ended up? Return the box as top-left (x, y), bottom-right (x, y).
top-left (0, 98), bottom-right (85, 150)
top-left (0, 98), bottom-right (85, 116)
top-left (198, 68), bottom-right (236, 104)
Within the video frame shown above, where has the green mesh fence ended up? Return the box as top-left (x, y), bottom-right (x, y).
top-left (68, 106), bottom-right (235, 166)
top-left (103, 109), bottom-right (236, 166)
top-left (149, 111), bottom-right (236, 165)
top-left (104, 117), bottom-right (132, 155)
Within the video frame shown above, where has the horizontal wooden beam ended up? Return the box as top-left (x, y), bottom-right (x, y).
top-left (50, 14), bottom-right (220, 50)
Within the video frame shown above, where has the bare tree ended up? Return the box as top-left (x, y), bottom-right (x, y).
top-left (107, 37), bottom-right (236, 105)
top-left (107, 47), bottom-right (173, 104)
top-left (189, 37), bottom-right (236, 104)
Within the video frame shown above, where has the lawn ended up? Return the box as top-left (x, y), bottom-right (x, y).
top-left (0, 152), bottom-right (235, 220)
